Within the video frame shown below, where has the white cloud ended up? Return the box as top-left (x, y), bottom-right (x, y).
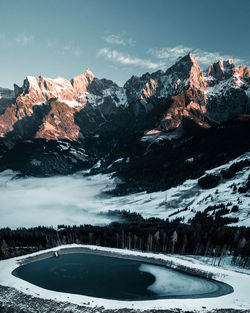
top-left (46, 38), bottom-right (82, 57)
top-left (60, 42), bottom-right (81, 57)
top-left (148, 45), bottom-right (245, 67)
top-left (0, 32), bottom-right (34, 47)
top-left (192, 49), bottom-right (243, 66)
top-left (98, 48), bottom-right (164, 69)
top-left (149, 45), bottom-right (191, 60)
top-left (15, 33), bottom-right (34, 46)
top-left (103, 34), bottom-right (136, 46)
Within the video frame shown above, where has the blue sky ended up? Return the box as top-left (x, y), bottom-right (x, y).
top-left (0, 0), bottom-right (249, 88)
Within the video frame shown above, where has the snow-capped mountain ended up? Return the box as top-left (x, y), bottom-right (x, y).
top-left (0, 53), bottom-right (249, 145)
top-left (0, 53), bottom-right (249, 179)
top-left (204, 59), bottom-right (250, 122)
top-left (0, 69), bottom-right (128, 144)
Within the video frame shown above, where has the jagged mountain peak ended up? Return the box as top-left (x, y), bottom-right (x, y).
top-left (204, 58), bottom-right (250, 122)
top-left (0, 52), bottom-right (249, 147)
top-left (71, 68), bottom-right (95, 84)
top-left (84, 68), bottom-right (95, 79)
top-left (166, 53), bottom-right (202, 83)
top-left (205, 59), bottom-right (250, 83)
top-left (124, 53), bottom-right (205, 104)
top-left (238, 64), bottom-right (250, 80)
top-left (71, 69), bottom-right (95, 98)
top-left (16, 69), bottom-right (96, 96)
top-left (166, 52), bottom-right (199, 72)
top-left (206, 59), bottom-right (236, 80)
top-left (178, 52), bottom-right (197, 63)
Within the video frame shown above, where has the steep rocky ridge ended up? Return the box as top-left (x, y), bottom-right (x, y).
top-left (0, 54), bottom-right (249, 179)
top-left (0, 54), bottom-right (249, 145)
top-left (204, 59), bottom-right (250, 122)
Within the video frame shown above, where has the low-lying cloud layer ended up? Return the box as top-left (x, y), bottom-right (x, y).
top-left (0, 170), bottom-right (114, 228)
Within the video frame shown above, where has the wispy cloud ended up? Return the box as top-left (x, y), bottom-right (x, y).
top-left (98, 48), bottom-right (163, 69)
top-left (149, 45), bottom-right (191, 61)
top-left (148, 45), bottom-right (245, 66)
top-left (15, 33), bottom-right (34, 46)
top-left (50, 41), bottom-right (81, 57)
top-left (0, 33), bottom-right (6, 41)
top-left (0, 32), bottom-right (34, 47)
top-left (103, 33), bottom-right (135, 46)
top-left (72, 49), bottom-right (81, 57)
top-left (192, 49), bottom-right (243, 66)
top-left (47, 39), bottom-right (54, 48)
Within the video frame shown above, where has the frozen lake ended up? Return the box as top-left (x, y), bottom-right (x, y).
top-left (12, 252), bottom-right (230, 300)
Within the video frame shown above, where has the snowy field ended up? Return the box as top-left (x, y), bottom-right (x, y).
top-left (0, 153), bottom-right (249, 229)
top-left (0, 244), bottom-right (250, 311)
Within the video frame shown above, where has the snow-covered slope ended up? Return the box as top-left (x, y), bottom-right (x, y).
top-left (98, 153), bottom-right (250, 227)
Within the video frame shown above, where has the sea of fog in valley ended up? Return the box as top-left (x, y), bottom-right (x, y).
top-left (0, 170), bottom-right (116, 228)
top-left (0, 169), bottom-right (172, 228)
top-left (0, 153), bottom-right (249, 229)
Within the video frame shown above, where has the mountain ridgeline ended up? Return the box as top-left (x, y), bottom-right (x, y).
top-left (0, 53), bottom-right (249, 192)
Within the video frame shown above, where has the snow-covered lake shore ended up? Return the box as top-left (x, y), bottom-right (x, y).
top-left (0, 244), bottom-right (249, 311)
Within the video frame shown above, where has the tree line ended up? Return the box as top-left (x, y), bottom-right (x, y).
top-left (1, 211), bottom-right (250, 268)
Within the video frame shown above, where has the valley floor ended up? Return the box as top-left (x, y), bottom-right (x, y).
top-left (0, 245), bottom-right (250, 313)
top-left (0, 152), bottom-right (249, 229)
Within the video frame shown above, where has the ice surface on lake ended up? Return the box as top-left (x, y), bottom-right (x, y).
top-left (139, 264), bottom-right (218, 296)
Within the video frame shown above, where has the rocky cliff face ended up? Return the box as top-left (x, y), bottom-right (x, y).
top-left (0, 74), bottom-right (86, 141)
top-left (124, 54), bottom-right (249, 134)
top-left (0, 69), bottom-right (128, 144)
top-left (0, 53), bottom-right (249, 146)
top-left (0, 53), bottom-right (249, 176)
top-left (204, 59), bottom-right (250, 122)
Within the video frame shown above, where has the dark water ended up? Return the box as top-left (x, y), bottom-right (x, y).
top-left (12, 253), bottom-right (232, 300)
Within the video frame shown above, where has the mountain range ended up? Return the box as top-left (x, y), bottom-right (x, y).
top-left (0, 53), bottom-right (249, 194)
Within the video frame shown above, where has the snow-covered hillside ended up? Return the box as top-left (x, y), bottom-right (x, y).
top-left (100, 153), bottom-right (250, 227)
top-left (0, 153), bottom-right (249, 228)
